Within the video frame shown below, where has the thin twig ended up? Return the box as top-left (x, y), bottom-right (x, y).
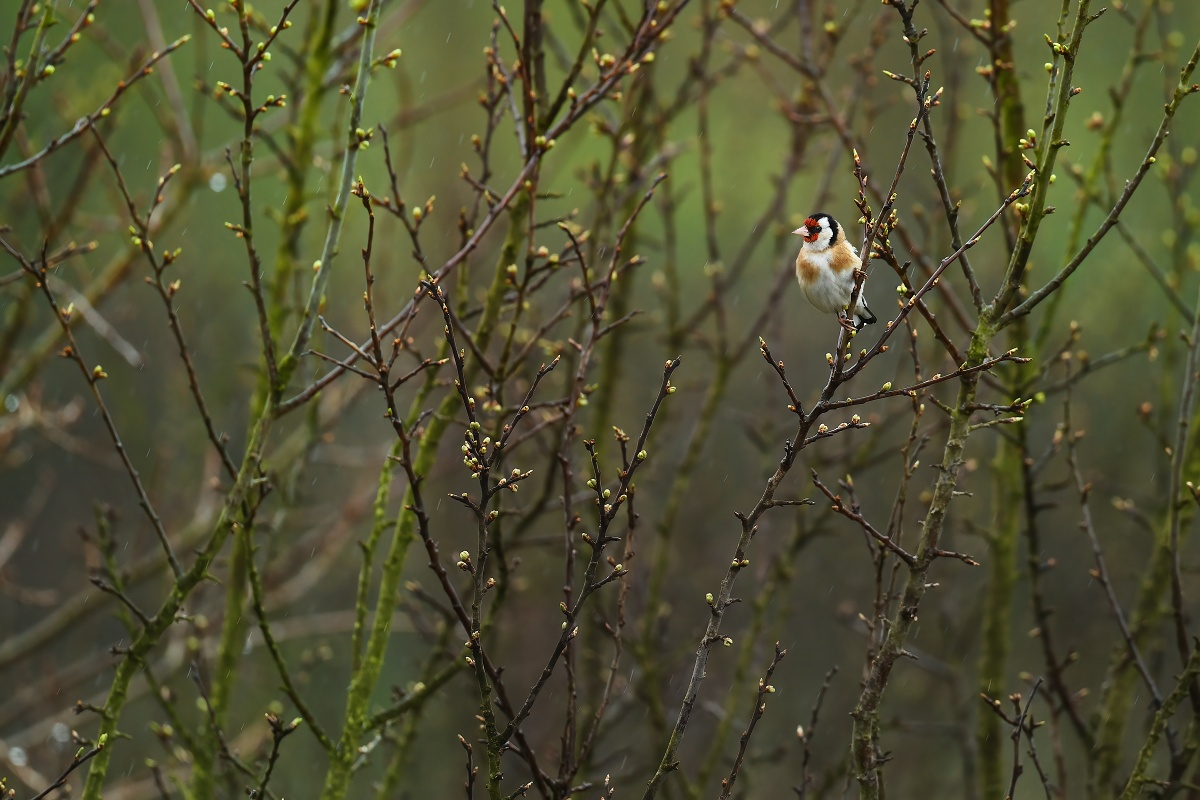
top-left (718, 644), bottom-right (786, 799)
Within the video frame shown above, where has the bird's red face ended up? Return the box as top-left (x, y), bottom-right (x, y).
top-left (801, 217), bottom-right (821, 243)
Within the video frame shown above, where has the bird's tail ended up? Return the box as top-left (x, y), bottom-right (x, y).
top-left (855, 303), bottom-right (877, 329)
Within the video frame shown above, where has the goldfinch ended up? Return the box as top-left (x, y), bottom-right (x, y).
top-left (794, 212), bottom-right (877, 331)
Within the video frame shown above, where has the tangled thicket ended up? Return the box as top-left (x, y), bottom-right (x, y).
top-left (3, 1), bottom-right (1200, 798)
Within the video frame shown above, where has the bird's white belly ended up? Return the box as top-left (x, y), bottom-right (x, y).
top-left (800, 268), bottom-right (851, 314)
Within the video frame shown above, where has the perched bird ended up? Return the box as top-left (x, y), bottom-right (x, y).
top-left (794, 212), bottom-right (877, 331)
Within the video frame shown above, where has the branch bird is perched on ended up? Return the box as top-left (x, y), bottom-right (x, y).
top-left (794, 212), bottom-right (877, 331)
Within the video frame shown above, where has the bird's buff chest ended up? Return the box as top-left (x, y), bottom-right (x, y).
top-left (796, 247), bottom-right (855, 315)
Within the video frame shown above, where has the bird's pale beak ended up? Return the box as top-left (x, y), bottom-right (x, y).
top-left (792, 226), bottom-right (819, 243)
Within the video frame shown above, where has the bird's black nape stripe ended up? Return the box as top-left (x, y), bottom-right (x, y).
top-left (807, 211), bottom-right (837, 242)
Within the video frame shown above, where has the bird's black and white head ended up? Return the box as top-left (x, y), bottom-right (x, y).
top-left (793, 212), bottom-right (839, 251)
